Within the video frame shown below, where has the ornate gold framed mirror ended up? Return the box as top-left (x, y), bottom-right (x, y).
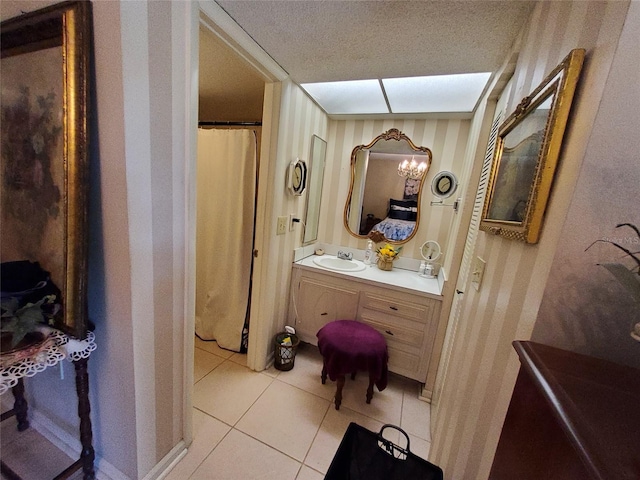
top-left (343, 129), bottom-right (432, 244)
top-left (1, 1), bottom-right (92, 339)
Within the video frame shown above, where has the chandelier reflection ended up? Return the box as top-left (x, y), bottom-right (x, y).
top-left (398, 157), bottom-right (427, 179)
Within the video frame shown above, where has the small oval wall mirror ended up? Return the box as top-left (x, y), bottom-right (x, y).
top-left (343, 129), bottom-right (432, 244)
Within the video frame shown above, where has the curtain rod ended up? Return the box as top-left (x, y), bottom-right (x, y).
top-left (198, 121), bottom-right (262, 126)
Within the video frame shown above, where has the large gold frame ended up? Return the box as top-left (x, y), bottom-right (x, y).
top-left (343, 128), bottom-right (432, 244)
top-left (1, 1), bottom-right (92, 339)
top-left (480, 49), bottom-right (584, 244)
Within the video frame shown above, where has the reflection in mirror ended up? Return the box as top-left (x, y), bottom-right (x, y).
top-left (344, 129), bottom-right (432, 244)
top-left (303, 135), bottom-right (327, 245)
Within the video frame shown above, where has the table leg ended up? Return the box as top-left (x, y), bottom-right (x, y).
top-left (335, 375), bottom-right (345, 410)
top-left (366, 373), bottom-right (375, 404)
top-left (12, 378), bottom-right (29, 431)
top-left (74, 357), bottom-right (95, 480)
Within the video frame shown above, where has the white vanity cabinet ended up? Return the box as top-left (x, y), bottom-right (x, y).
top-left (289, 269), bottom-right (359, 344)
top-left (288, 264), bottom-right (442, 389)
top-left (356, 286), bottom-right (440, 382)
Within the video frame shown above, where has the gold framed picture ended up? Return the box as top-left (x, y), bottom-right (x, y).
top-left (480, 49), bottom-right (585, 244)
top-left (1, 1), bottom-right (92, 339)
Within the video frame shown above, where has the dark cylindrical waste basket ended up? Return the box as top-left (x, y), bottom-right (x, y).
top-left (274, 332), bottom-right (300, 371)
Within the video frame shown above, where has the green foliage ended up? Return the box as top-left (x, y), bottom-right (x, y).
top-left (1, 295), bottom-right (53, 348)
top-left (586, 223), bottom-right (640, 303)
top-left (600, 263), bottom-right (640, 303)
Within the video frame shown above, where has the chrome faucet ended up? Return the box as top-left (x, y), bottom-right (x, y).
top-left (337, 250), bottom-right (353, 260)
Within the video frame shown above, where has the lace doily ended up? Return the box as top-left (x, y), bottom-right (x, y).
top-left (0, 330), bottom-right (96, 395)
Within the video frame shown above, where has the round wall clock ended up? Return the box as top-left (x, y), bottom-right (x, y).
top-left (431, 171), bottom-right (458, 199)
top-left (287, 158), bottom-right (307, 196)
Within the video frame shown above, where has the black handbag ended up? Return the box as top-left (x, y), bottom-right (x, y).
top-left (325, 423), bottom-right (443, 480)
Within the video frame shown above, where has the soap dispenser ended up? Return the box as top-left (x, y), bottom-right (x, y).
top-left (363, 239), bottom-right (374, 265)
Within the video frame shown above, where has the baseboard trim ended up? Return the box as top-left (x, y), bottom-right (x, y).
top-left (419, 385), bottom-right (433, 403)
top-left (29, 408), bottom-right (187, 480)
top-left (141, 441), bottom-right (188, 480)
top-left (30, 409), bottom-right (130, 480)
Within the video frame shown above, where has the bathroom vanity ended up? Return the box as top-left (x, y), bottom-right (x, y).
top-left (288, 255), bottom-right (443, 398)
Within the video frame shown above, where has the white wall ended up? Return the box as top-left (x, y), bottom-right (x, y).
top-left (532, 0), bottom-right (640, 368)
top-left (431, 2), bottom-right (631, 479)
top-left (1, 1), bottom-right (196, 478)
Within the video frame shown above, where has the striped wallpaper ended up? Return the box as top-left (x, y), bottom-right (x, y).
top-left (255, 80), bottom-right (329, 361)
top-left (319, 119), bottom-right (471, 262)
top-left (531, 1), bottom-right (640, 368)
top-left (430, 2), bottom-right (631, 479)
top-left (9, 1), bottom-right (633, 479)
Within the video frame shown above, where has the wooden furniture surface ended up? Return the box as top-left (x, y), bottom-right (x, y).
top-left (289, 266), bottom-right (441, 388)
top-left (490, 341), bottom-right (640, 480)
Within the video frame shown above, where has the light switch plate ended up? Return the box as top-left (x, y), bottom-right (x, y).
top-left (472, 257), bottom-right (486, 291)
top-left (276, 216), bottom-right (287, 235)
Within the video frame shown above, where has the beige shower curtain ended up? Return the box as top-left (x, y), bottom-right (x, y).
top-left (196, 128), bottom-right (257, 351)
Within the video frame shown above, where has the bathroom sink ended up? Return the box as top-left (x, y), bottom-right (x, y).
top-left (313, 256), bottom-right (366, 272)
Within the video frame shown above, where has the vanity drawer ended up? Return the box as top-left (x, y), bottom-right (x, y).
top-left (359, 292), bottom-right (428, 323)
top-left (358, 310), bottom-right (424, 349)
top-left (387, 347), bottom-right (422, 380)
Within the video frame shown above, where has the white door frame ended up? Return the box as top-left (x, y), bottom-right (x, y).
top-left (182, 1), bottom-right (288, 445)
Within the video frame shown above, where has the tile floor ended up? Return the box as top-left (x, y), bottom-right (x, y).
top-left (0, 338), bottom-right (432, 480)
top-left (165, 337), bottom-right (432, 480)
top-left (0, 405), bottom-right (84, 480)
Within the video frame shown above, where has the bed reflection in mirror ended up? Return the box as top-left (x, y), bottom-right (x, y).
top-left (343, 129), bottom-right (432, 244)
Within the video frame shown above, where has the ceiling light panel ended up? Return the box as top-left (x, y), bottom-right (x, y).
top-left (383, 72), bottom-right (492, 113)
top-left (301, 80), bottom-right (389, 114)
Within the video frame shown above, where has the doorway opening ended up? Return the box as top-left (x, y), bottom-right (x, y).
top-left (194, 20), bottom-right (265, 355)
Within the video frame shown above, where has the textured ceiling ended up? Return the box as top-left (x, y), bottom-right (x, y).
top-left (199, 1), bottom-right (537, 120)
top-left (215, 0), bottom-right (537, 83)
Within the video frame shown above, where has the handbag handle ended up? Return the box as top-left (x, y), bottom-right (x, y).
top-left (378, 424), bottom-right (411, 454)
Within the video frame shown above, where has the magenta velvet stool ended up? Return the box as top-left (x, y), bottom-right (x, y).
top-left (317, 320), bottom-right (389, 410)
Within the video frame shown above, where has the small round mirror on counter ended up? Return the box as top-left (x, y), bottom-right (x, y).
top-left (419, 240), bottom-right (442, 278)
top-left (420, 240), bottom-right (441, 262)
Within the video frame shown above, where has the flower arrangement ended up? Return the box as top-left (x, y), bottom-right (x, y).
top-left (377, 243), bottom-right (402, 259)
top-left (376, 243), bottom-right (402, 271)
top-left (585, 223), bottom-right (640, 341)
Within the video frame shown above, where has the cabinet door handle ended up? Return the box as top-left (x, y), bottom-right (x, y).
top-left (389, 306), bottom-right (398, 311)
top-left (385, 330), bottom-right (394, 336)
top-left (321, 312), bottom-right (328, 316)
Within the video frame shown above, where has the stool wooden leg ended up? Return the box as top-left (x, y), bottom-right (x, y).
top-left (366, 373), bottom-right (375, 404)
top-left (335, 375), bottom-right (345, 410)
top-left (321, 364), bottom-right (327, 384)
top-left (12, 378), bottom-right (29, 431)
